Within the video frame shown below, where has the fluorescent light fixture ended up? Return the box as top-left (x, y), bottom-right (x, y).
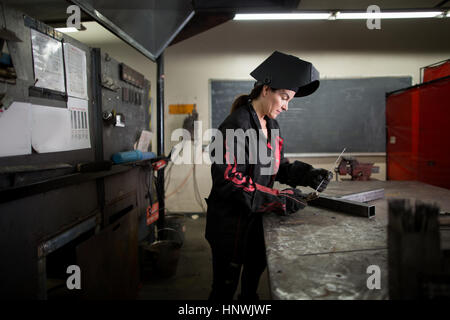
top-left (234, 13), bottom-right (331, 20)
top-left (54, 27), bottom-right (79, 33)
top-left (233, 11), bottom-right (448, 21)
top-left (336, 11), bottom-right (443, 19)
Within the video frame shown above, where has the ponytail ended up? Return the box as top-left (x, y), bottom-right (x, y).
top-left (230, 94), bottom-right (250, 114)
top-left (230, 84), bottom-right (266, 114)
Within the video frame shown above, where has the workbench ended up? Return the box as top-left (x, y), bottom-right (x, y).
top-left (263, 181), bottom-right (450, 300)
top-left (0, 161), bottom-right (156, 299)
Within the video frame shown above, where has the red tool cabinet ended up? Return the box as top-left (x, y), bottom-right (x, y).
top-left (386, 76), bottom-right (450, 189)
top-left (422, 60), bottom-right (450, 82)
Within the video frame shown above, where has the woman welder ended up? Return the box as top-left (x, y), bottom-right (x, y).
top-left (205, 51), bottom-right (333, 300)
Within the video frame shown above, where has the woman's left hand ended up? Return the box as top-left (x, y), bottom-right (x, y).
top-left (304, 168), bottom-right (333, 192)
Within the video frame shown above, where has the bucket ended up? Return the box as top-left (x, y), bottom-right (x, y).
top-left (148, 228), bottom-right (182, 278)
top-left (162, 214), bottom-right (186, 245)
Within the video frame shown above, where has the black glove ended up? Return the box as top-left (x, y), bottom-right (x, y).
top-left (303, 168), bottom-right (333, 192)
top-left (278, 188), bottom-right (307, 215)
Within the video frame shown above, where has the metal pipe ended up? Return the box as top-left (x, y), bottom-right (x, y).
top-left (309, 195), bottom-right (375, 218)
top-left (157, 54), bottom-right (164, 157)
top-left (91, 48), bottom-right (106, 226)
top-left (91, 48), bottom-right (104, 162)
top-left (156, 53), bottom-right (165, 230)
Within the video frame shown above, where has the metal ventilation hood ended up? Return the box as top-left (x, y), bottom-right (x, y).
top-left (71, 0), bottom-right (194, 61)
top-left (0, 0), bottom-right (194, 61)
top-left (171, 0), bottom-right (302, 46)
top-left (1, 0), bottom-right (302, 61)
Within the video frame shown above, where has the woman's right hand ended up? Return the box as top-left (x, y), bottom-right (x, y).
top-left (279, 188), bottom-right (307, 215)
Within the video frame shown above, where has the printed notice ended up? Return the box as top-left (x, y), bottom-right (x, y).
top-left (64, 43), bottom-right (88, 99)
top-left (31, 99), bottom-right (90, 153)
top-left (68, 97), bottom-right (91, 149)
top-left (31, 29), bottom-right (65, 92)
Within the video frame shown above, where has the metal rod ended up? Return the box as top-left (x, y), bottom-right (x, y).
top-left (284, 152), bottom-right (385, 157)
top-left (156, 53), bottom-right (165, 230)
top-left (91, 48), bottom-right (104, 162)
top-left (91, 48), bottom-right (106, 227)
top-left (309, 195), bottom-right (375, 218)
top-left (315, 148), bottom-right (346, 193)
top-left (38, 215), bottom-right (97, 257)
top-left (157, 53), bottom-right (164, 157)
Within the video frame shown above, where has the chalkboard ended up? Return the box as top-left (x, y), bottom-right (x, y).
top-left (210, 77), bottom-right (411, 154)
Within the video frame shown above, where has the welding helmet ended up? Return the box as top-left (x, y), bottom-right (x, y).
top-left (250, 51), bottom-right (320, 97)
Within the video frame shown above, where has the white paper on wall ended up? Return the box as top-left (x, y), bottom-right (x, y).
top-left (64, 43), bottom-right (88, 99)
top-left (135, 130), bottom-right (152, 152)
top-left (31, 104), bottom-right (72, 153)
top-left (31, 29), bottom-right (65, 93)
top-left (0, 102), bottom-right (32, 157)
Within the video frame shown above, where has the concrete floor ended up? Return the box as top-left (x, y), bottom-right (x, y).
top-left (137, 214), bottom-right (271, 300)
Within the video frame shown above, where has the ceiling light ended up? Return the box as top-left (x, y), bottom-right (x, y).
top-left (54, 27), bottom-right (80, 33)
top-left (54, 24), bottom-right (86, 33)
top-left (234, 13), bottom-right (331, 20)
top-left (233, 11), bottom-right (448, 21)
top-left (328, 11), bottom-right (339, 20)
top-left (336, 11), bottom-right (443, 19)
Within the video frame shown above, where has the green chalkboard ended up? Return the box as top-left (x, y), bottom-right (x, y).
top-left (210, 77), bottom-right (411, 153)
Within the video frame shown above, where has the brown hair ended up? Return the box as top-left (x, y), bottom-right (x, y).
top-left (230, 84), bottom-right (273, 114)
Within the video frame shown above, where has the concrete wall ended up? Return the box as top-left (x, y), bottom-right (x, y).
top-left (73, 17), bottom-right (450, 213)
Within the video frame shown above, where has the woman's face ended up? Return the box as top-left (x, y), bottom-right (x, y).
top-left (262, 86), bottom-right (296, 119)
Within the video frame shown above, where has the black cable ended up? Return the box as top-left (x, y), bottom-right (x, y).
top-left (164, 142), bottom-right (183, 190)
top-left (192, 163), bottom-right (206, 213)
top-left (164, 161), bottom-right (174, 190)
top-left (162, 141), bottom-right (205, 212)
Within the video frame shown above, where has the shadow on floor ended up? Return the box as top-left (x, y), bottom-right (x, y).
top-left (137, 215), bottom-right (271, 300)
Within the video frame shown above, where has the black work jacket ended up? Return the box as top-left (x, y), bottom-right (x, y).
top-left (205, 103), bottom-right (312, 263)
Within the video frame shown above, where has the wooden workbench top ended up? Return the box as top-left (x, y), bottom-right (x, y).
top-left (263, 180), bottom-right (450, 300)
